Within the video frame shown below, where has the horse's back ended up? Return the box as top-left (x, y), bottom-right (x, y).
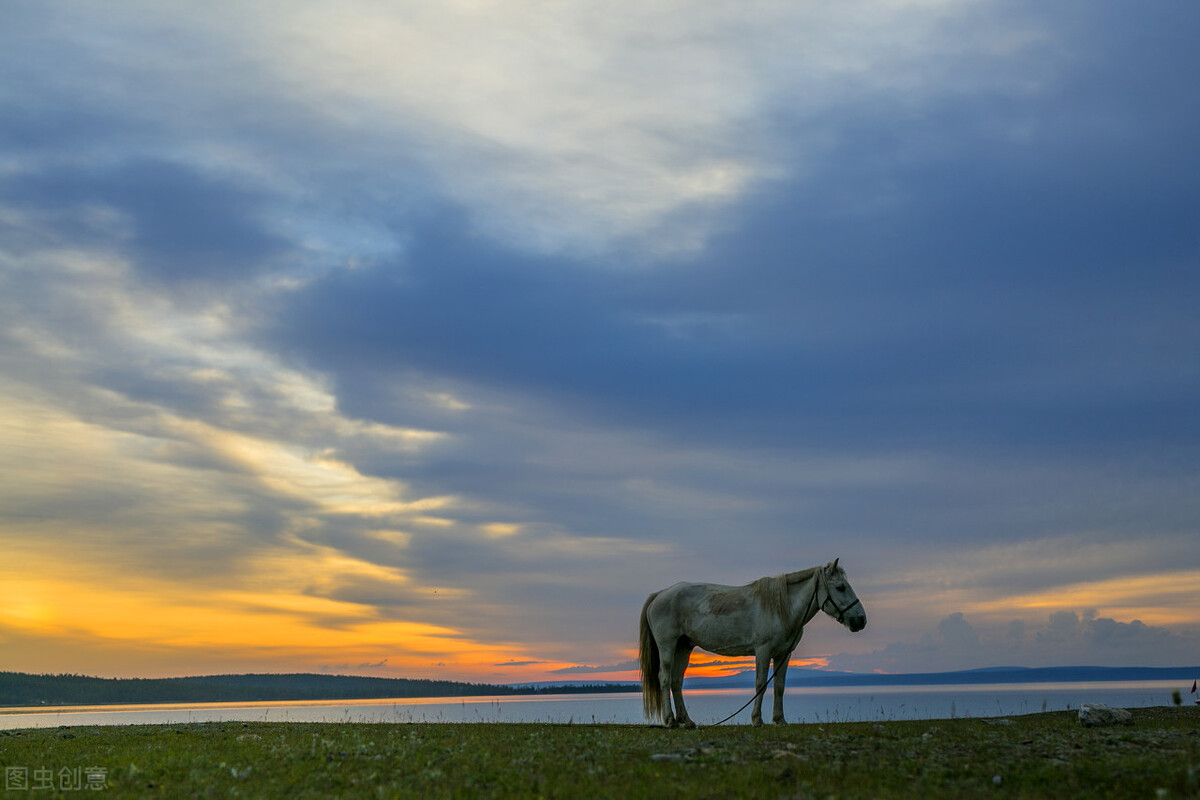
top-left (647, 581), bottom-right (760, 655)
top-left (649, 581), bottom-right (739, 614)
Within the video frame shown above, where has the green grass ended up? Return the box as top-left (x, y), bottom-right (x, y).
top-left (2, 706), bottom-right (1197, 798)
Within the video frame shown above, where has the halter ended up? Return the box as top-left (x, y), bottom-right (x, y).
top-left (819, 569), bottom-right (863, 625)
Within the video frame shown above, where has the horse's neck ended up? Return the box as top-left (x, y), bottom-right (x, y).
top-left (787, 571), bottom-right (823, 626)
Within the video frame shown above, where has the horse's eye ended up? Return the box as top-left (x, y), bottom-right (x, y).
top-left (836, 585), bottom-right (846, 592)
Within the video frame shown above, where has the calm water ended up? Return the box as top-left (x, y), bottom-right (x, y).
top-left (0, 681), bottom-right (1190, 729)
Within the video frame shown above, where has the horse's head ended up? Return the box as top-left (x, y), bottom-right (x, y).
top-left (820, 558), bottom-right (866, 632)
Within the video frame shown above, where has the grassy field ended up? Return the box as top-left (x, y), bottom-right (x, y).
top-left (1, 706), bottom-right (1196, 798)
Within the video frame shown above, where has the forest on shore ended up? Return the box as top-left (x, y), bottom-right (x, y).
top-left (0, 671), bottom-right (634, 708)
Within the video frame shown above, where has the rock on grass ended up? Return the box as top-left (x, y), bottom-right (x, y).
top-left (1078, 703), bottom-right (1133, 727)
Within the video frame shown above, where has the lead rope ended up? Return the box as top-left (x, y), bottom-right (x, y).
top-left (705, 661), bottom-right (783, 727)
top-left (704, 576), bottom-right (823, 727)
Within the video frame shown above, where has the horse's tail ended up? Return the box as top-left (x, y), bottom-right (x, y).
top-left (639, 592), bottom-right (665, 722)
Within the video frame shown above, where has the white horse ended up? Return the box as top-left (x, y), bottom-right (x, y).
top-left (639, 558), bottom-right (866, 727)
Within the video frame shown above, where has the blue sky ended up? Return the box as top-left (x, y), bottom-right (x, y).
top-left (1, 1), bottom-right (1197, 681)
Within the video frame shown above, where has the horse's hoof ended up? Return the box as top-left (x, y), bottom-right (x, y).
top-left (666, 719), bottom-right (680, 729)
top-left (773, 719), bottom-right (788, 726)
top-left (751, 718), bottom-right (764, 728)
top-left (682, 720), bottom-right (697, 730)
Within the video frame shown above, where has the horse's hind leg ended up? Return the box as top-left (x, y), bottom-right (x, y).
top-left (670, 643), bottom-right (696, 729)
top-left (656, 640), bottom-right (678, 728)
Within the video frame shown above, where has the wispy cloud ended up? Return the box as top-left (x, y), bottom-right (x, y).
top-left (551, 661), bottom-right (639, 675)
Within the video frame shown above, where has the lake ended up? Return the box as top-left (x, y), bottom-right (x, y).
top-left (0, 680), bottom-right (1190, 729)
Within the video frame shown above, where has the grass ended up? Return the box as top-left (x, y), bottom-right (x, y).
top-left (1, 706), bottom-right (1196, 798)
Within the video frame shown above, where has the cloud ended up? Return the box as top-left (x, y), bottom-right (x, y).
top-left (2, 0), bottom-right (1060, 260)
top-left (937, 613), bottom-right (981, 649)
top-left (493, 661), bottom-right (545, 668)
top-left (263, 50), bottom-right (1200, 455)
top-left (551, 661), bottom-right (640, 675)
top-left (5, 160), bottom-right (289, 283)
top-left (206, 0), bottom-right (1006, 256)
top-left (828, 610), bottom-right (1200, 674)
top-left (356, 658), bottom-right (389, 669)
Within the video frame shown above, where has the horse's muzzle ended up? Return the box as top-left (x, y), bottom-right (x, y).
top-left (846, 611), bottom-right (867, 632)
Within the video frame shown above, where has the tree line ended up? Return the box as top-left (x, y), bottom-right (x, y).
top-left (0, 671), bottom-right (634, 707)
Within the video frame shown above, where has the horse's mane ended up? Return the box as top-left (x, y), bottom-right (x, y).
top-left (783, 566), bottom-right (821, 585)
top-left (749, 567), bottom-right (822, 623)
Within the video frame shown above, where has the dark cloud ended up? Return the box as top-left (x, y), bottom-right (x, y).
top-left (268, 6), bottom-right (1200, 459)
top-left (829, 610), bottom-right (1200, 673)
top-left (551, 661), bottom-right (639, 674)
top-left (308, 576), bottom-right (427, 614)
top-left (1, 159), bottom-right (289, 282)
top-left (357, 658), bottom-right (389, 669)
top-left (493, 660), bottom-right (545, 667)
top-left (938, 613), bottom-right (981, 649)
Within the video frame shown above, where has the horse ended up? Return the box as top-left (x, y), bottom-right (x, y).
top-left (639, 558), bottom-right (866, 727)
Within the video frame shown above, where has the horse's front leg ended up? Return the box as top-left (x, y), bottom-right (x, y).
top-left (670, 643), bottom-right (696, 729)
top-left (771, 652), bottom-right (792, 725)
top-left (751, 650), bottom-right (771, 727)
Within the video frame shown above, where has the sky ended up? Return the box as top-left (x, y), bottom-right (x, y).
top-left (1, 1), bottom-right (1198, 684)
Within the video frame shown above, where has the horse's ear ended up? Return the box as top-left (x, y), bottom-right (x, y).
top-left (831, 557), bottom-right (839, 570)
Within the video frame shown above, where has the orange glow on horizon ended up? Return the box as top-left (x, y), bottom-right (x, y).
top-left (678, 656), bottom-right (830, 680)
top-left (964, 569), bottom-right (1200, 626)
top-left (0, 538), bottom-right (538, 682)
top-left (6, 490), bottom-right (1198, 684)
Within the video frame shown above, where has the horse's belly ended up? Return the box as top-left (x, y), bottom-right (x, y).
top-left (702, 642), bottom-right (754, 658)
top-left (685, 619), bottom-right (755, 657)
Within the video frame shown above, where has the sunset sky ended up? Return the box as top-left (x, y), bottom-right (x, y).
top-left (2, 1), bottom-right (1198, 685)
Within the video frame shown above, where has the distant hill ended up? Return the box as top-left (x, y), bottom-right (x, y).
top-left (0, 672), bottom-right (630, 708)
